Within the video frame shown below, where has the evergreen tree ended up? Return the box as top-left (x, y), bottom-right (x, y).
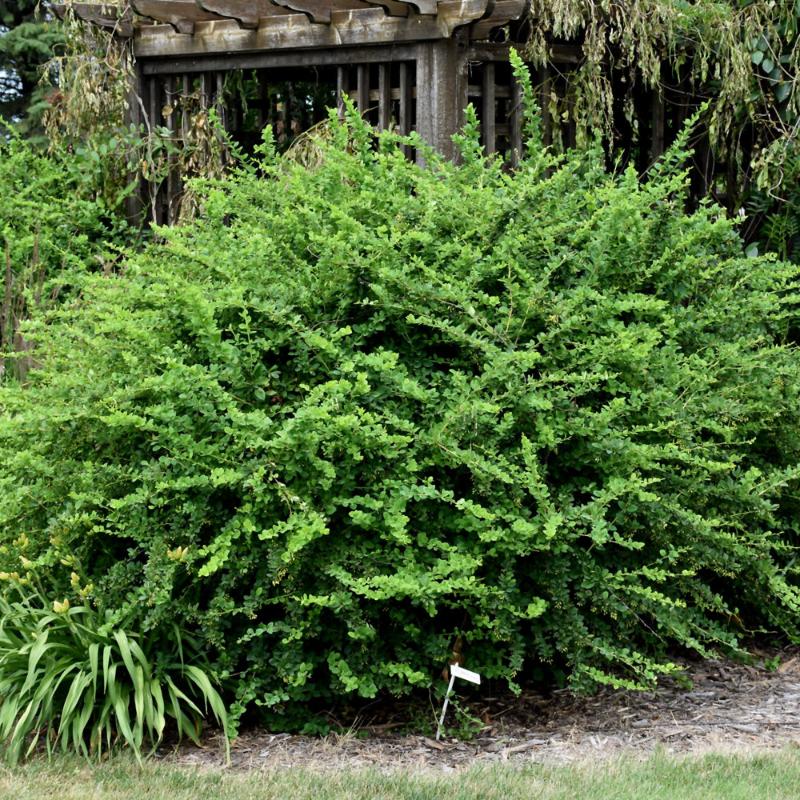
top-left (0, 1), bottom-right (62, 126)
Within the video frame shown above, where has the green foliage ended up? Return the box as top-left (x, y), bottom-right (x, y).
top-left (525, 0), bottom-right (800, 261)
top-left (0, 130), bottom-right (129, 382)
top-left (2, 107), bottom-right (800, 722)
top-left (0, 575), bottom-right (228, 764)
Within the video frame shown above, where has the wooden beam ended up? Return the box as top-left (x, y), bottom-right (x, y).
top-left (393, 0), bottom-right (437, 13)
top-left (50, 2), bottom-right (134, 36)
top-left (140, 42), bottom-right (421, 73)
top-left (196, 0), bottom-right (293, 29)
top-left (438, 0), bottom-right (491, 31)
top-left (269, 0), bottom-right (364, 24)
top-left (468, 0), bottom-right (524, 40)
top-left (131, 0), bottom-right (227, 34)
top-left (135, 4), bottom-right (495, 58)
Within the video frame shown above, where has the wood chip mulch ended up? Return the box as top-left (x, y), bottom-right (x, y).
top-left (166, 648), bottom-right (800, 771)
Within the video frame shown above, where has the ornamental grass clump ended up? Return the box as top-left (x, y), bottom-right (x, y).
top-left (0, 575), bottom-right (228, 764)
top-left (1, 67), bottom-right (800, 729)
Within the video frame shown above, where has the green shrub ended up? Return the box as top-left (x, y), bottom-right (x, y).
top-left (0, 575), bottom-right (228, 763)
top-left (1, 96), bottom-right (800, 726)
top-left (0, 130), bottom-right (129, 382)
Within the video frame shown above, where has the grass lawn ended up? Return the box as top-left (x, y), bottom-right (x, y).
top-left (0, 751), bottom-right (799, 800)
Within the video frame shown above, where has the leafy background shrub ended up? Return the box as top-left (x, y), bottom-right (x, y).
top-left (1, 96), bottom-right (800, 738)
top-left (0, 130), bottom-right (129, 382)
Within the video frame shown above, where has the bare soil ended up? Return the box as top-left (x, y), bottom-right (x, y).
top-left (168, 648), bottom-right (800, 771)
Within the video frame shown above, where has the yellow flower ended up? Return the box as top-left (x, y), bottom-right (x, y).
top-left (70, 571), bottom-right (81, 588)
top-left (20, 556), bottom-right (33, 569)
top-left (167, 546), bottom-right (188, 562)
top-left (52, 599), bottom-right (71, 614)
top-left (14, 534), bottom-right (28, 550)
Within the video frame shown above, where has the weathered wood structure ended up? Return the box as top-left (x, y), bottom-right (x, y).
top-left (54, 2), bottom-right (714, 225)
top-left (56, 0), bottom-right (541, 221)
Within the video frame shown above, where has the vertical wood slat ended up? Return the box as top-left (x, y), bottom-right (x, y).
top-left (165, 75), bottom-right (177, 224)
top-left (200, 72), bottom-right (210, 111)
top-left (125, 63), bottom-right (146, 225)
top-left (258, 70), bottom-right (269, 130)
top-left (398, 62), bottom-right (411, 135)
top-left (215, 71), bottom-right (225, 126)
top-left (287, 82), bottom-right (296, 140)
top-left (378, 63), bottom-right (391, 131)
top-left (357, 63), bottom-right (369, 117)
top-left (147, 75), bottom-right (163, 225)
top-left (181, 74), bottom-right (190, 138)
top-left (482, 62), bottom-right (495, 155)
top-left (509, 72), bottom-right (523, 167)
top-left (279, 84), bottom-right (289, 145)
top-left (649, 90), bottom-right (665, 165)
top-left (540, 64), bottom-right (552, 148)
top-left (337, 65), bottom-right (349, 118)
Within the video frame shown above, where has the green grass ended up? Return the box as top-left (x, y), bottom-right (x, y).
top-left (0, 751), bottom-right (799, 800)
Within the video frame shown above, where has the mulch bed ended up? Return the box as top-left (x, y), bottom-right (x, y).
top-left (166, 647), bottom-right (800, 770)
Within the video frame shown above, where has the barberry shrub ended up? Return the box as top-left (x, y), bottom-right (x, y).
top-left (2, 96), bottom-right (800, 723)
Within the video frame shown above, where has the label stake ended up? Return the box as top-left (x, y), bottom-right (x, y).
top-left (435, 663), bottom-right (481, 741)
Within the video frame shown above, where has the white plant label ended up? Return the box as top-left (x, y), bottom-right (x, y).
top-left (449, 664), bottom-right (481, 685)
top-left (435, 663), bottom-right (482, 741)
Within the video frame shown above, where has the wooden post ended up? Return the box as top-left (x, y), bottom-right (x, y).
top-left (415, 33), bottom-right (468, 162)
top-left (124, 61), bottom-right (146, 226)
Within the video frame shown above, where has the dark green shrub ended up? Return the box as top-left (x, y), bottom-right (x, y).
top-left (1, 98), bottom-right (800, 725)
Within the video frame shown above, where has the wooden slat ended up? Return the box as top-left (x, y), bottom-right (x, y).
top-left (649, 90), bottom-right (665, 164)
top-left (181, 73), bottom-right (190, 137)
top-left (132, 0), bottom-right (227, 34)
top-left (337, 64), bottom-right (350, 118)
top-left (482, 61), bottom-right (495, 155)
top-left (164, 76), bottom-right (178, 224)
top-left (197, 0), bottom-right (293, 28)
top-left (378, 63), bottom-right (391, 130)
top-left (539, 64), bottom-right (552, 147)
top-left (509, 71), bottom-right (522, 166)
top-left (357, 64), bottom-right (369, 115)
top-left (398, 61), bottom-right (411, 135)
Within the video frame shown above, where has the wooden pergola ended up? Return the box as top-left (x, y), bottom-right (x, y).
top-left (54, 1), bottom-right (556, 220)
top-left (58, 0), bottom-right (533, 150)
top-left (55, 2), bottom-right (701, 224)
